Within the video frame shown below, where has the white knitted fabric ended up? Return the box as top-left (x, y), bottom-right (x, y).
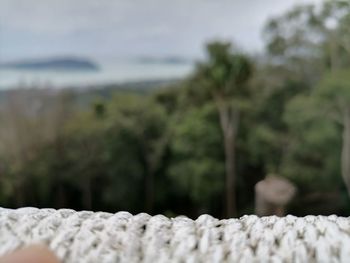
top-left (0, 207), bottom-right (350, 262)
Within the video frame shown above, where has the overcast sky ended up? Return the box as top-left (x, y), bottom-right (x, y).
top-left (0, 0), bottom-right (322, 62)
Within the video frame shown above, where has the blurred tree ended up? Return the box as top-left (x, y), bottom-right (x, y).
top-left (63, 99), bottom-right (108, 210)
top-left (261, 0), bottom-right (350, 212)
top-left (0, 89), bottom-right (75, 207)
top-left (247, 79), bottom-right (307, 174)
top-left (315, 70), bottom-right (350, 196)
top-left (283, 94), bottom-right (340, 186)
top-left (107, 94), bottom-right (169, 213)
top-left (191, 41), bottom-right (253, 217)
top-left (281, 92), bottom-right (345, 214)
top-left (169, 103), bottom-right (224, 215)
top-left (263, 1), bottom-right (350, 83)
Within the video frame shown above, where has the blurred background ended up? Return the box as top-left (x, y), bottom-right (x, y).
top-left (0, 0), bottom-right (349, 218)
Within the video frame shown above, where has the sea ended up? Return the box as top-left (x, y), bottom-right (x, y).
top-left (0, 60), bottom-right (194, 90)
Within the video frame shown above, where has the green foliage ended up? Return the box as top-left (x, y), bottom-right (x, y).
top-left (264, 1), bottom-right (350, 85)
top-left (169, 103), bottom-right (224, 204)
top-left (317, 69), bottom-right (350, 104)
top-left (194, 41), bottom-right (252, 98)
top-left (282, 95), bottom-right (341, 188)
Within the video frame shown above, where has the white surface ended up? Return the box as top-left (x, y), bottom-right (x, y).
top-left (0, 207), bottom-right (350, 262)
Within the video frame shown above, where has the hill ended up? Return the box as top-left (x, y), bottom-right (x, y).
top-left (0, 57), bottom-right (99, 71)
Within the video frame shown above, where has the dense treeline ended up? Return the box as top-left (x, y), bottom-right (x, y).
top-left (1, 0), bottom-right (350, 218)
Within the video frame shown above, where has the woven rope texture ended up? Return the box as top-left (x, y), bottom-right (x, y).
top-left (0, 207), bottom-right (350, 262)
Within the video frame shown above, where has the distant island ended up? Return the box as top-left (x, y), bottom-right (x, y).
top-left (135, 56), bottom-right (191, 65)
top-left (0, 57), bottom-right (99, 71)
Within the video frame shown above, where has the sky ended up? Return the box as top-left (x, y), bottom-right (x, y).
top-left (0, 0), bottom-right (322, 63)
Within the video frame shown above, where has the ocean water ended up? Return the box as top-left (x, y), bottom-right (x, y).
top-left (0, 61), bottom-right (193, 89)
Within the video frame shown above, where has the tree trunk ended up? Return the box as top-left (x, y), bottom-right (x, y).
top-left (329, 37), bottom-right (337, 72)
top-left (83, 177), bottom-right (92, 210)
top-left (223, 132), bottom-right (237, 218)
top-left (145, 166), bottom-right (155, 213)
top-left (56, 183), bottom-right (66, 208)
top-left (142, 134), bottom-right (169, 214)
top-left (342, 107), bottom-right (350, 195)
top-left (215, 97), bottom-right (239, 218)
top-left (15, 182), bottom-right (25, 207)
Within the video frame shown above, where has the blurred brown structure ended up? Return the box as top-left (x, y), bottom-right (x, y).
top-left (255, 175), bottom-right (296, 216)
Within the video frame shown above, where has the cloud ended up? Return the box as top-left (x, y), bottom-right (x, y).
top-left (0, 0), bottom-right (129, 34)
top-left (0, 0), bottom-right (323, 60)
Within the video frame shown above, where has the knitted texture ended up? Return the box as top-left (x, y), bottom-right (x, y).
top-left (0, 207), bottom-right (349, 262)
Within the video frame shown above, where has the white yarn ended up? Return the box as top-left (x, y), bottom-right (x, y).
top-left (0, 208), bottom-right (350, 262)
